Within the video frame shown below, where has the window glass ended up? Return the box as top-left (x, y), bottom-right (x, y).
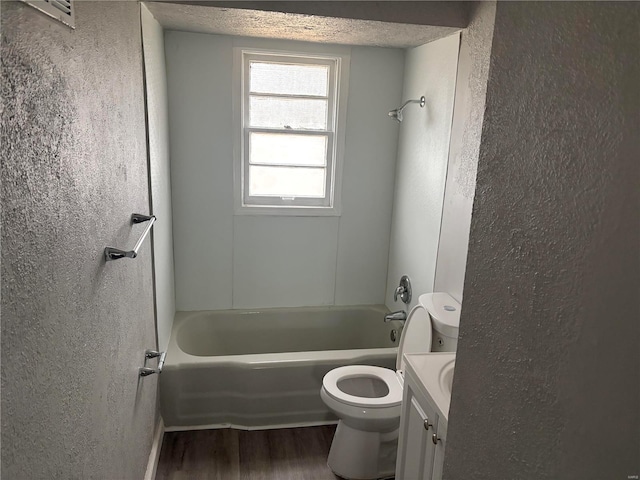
top-left (249, 96), bottom-right (328, 130)
top-left (249, 166), bottom-right (326, 197)
top-left (250, 133), bottom-right (327, 167)
top-left (250, 62), bottom-right (329, 96)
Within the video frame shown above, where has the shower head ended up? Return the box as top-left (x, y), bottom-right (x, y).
top-left (388, 96), bottom-right (426, 123)
top-left (388, 109), bottom-right (402, 122)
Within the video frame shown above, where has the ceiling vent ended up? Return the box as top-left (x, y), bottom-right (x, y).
top-left (21, 0), bottom-right (75, 29)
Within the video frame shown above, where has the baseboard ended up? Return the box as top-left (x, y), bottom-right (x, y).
top-left (144, 416), bottom-right (165, 480)
top-left (164, 419), bottom-right (338, 433)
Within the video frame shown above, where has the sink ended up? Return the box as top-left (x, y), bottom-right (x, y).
top-left (438, 359), bottom-right (455, 399)
top-left (402, 353), bottom-right (456, 421)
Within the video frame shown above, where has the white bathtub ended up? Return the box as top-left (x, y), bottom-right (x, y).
top-left (160, 305), bottom-right (400, 430)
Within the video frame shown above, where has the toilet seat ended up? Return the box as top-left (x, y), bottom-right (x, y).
top-left (322, 365), bottom-right (402, 408)
top-left (322, 299), bottom-right (434, 411)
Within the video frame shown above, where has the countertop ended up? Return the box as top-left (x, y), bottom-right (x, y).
top-left (404, 352), bottom-right (456, 422)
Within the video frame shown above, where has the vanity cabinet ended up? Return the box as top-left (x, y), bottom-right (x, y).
top-left (395, 364), bottom-right (448, 480)
top-left (431, 418), bottom-right (447, 479)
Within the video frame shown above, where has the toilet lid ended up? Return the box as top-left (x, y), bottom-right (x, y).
top-left (322, 365), bottom-right (402, 408)
top-left (396, 300), bottom-right (433, 371)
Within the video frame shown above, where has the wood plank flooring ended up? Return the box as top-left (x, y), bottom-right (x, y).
top-left (156, 425), bottom-right (341, 480)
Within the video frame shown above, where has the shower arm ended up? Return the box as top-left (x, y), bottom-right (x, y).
top-left (397, 97), bottom-right (425, 112)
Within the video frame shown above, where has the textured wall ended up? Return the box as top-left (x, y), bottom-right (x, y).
top-left (445, 2), bottom-right (640, 479)
top-left (1, 2), bottom-right (158, 478)
top-left (141, 5), bottom-right (176, 354)
top-left (385, 34), bottom-right (460, 311)
top-left (165, 32), bottom-right (403, 310)
top-left (434, 2), bottom-right (496, 303)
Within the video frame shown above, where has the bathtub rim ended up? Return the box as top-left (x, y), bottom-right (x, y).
top-left (166, 304), bottom-right (398, 368)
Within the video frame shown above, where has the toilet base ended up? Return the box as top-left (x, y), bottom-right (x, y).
top-left (327, 420), bottom-right (398, 480)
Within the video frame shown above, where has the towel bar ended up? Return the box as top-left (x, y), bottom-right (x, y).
top-left (105, 214), bottom-right (156, 261)
top-left (139, 350), bottom-right (166, 377)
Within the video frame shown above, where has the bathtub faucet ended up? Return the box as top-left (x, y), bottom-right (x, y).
top-left (384, 310), bottom-right (407, 323)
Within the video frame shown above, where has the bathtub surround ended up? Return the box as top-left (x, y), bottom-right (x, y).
top-left (446, 2), bottom-right (640, 479)
top-left (385, 33), bottom-right (460, 313)
top-left (434, 2), bottom-right (496, 304)
top-left (166, 32), bottom-right (403, 310)
top-left (141, 5), bottom-right (176, 354)
top-left (1, 2), bottom-right (157, 479)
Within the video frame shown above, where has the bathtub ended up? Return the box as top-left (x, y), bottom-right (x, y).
top-left (160, 305), bottom-right (400, 431)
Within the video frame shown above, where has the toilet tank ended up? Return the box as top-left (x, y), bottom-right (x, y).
top-left (431, 330), bottom-right (458, 352)
top-left (420, 293), bottom-right (461, 353)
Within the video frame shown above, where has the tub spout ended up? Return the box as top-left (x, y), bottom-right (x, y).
top-left (384, 310), bottom-right (407, 323)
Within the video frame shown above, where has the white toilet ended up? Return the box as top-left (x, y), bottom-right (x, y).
top-left (320, 292), bottom-right (461, 480)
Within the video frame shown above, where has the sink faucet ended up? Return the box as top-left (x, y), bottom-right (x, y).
top-left (384, 310), bottom-right (407, 323)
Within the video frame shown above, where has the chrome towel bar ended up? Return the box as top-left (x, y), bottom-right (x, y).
top-left (104, 214), bottom-right (156, 261)
top-left (139, 350), bottom-right (166, 377)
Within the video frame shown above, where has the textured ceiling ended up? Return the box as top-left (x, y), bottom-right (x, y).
top-left (151, 1), bottom-right (469, 27)
top-left (144, 2), bottom-right (461, 48)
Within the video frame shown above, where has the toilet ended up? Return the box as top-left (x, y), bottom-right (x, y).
top-left (320, 292), bottom-right (460, 480)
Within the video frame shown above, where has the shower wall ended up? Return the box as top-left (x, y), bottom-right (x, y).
top-left (1, 2), bottom-right (157, 478)
top-left (385, 33), bottom-right (460, 312)
top-left (165, 32), bottom-right (404, 310)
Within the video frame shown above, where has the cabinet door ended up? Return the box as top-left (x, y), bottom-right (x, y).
top-left (431, 417), bottom-right (448, 480)
top-left (396, 386), bottom-right (437, 480)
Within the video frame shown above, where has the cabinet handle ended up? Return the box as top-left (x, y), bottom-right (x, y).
top-left (423, 418), bottom-right (432, 431)
top-left (432, 433), bottom-right (440, 445)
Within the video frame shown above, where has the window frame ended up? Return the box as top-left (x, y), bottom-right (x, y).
top-left (233, 47), bottom-right (349, 216)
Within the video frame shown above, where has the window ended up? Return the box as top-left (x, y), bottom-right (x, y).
top-left (235, 49), bottom-right (348, 215)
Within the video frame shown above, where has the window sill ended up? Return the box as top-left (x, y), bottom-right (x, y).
top-left (234, 205), bottom-right (341, 217)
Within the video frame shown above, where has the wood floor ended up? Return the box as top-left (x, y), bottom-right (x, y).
top-left (155, 425), bottom-right (341, 480)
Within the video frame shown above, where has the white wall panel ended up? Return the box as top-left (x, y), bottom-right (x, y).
top-left (165, 31), bottom-right (234, 310)
top-left (165, 31), bottom-right (403, 310)
top-left (334, 46), bottom-right (404, 305)
top-left (386, 34), bottom-right (460, 312)
top-left (233, 216), bottom-right (339, 308)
